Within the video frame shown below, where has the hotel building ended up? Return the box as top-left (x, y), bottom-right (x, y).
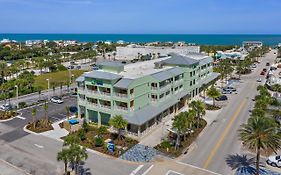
top-left (76, 53), bottom-right (219, 138)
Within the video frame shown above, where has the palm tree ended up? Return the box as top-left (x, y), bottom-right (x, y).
top-left (187, 109), bottom-right (196, 129)
top-left (70, 144), bottom-right (88, 174)
top-left (207, 86), bottom-right (221, 106)
top-left (172, 113), bottom-right (187, 150)
top-left (201, 83), bottom-right (208, 99)
top-left (57, 148), bottom-right (70, 175)
top-left (43, 102), bottom-right (49, 122)
top-left (239, 116), bottom-right (281, 175)
top-left (109, 115), bottom-right (128, 140)
top-left (0, 61), bottom-right (8, 84)
top-left (31, 108), bottom-right (37, 129)
top-left (65, 106), bottom-right (70, 121)
top-left (189, 100), bottom-right (206, 128)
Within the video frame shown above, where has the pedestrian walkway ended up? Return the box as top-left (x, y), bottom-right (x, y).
top-left (40, 121), bottom-right (69, 140)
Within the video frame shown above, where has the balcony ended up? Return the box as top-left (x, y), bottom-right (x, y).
top-left (115, 93), bottom-right (128, 98)
top-left (151, 86), bottom-right (158, 91)
top-left (100, 104), bottom-right (111, 109)
top-left (116, 106), bottom-right (128, 111)
top-left (100, 91), bottom-right (111, 96)
top-left (174, 78), bottom-right (183, 85)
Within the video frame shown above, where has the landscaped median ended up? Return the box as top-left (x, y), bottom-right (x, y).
top-left (0, 110), bottom-right (21, 122)
top-left (154, 118), bottom-right (207, 157)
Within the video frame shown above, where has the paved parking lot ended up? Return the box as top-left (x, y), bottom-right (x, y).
top-left (0, 95), bottom-right (77, 143)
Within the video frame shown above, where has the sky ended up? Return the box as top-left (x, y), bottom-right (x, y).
top-left (0, 0), bottom-right (281, 34)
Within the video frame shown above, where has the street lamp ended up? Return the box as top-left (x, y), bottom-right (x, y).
top-left (68, 69), bottom-right (72, 84)
top-left (71, 74), bottom-right (74, 84)
top-left (15, 85), bottom-right (18, 109)
top-left (46, 78), bottom-right (50, 102)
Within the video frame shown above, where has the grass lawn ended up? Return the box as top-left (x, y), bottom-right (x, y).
top-left (34, 70), bottom-right (86, 89)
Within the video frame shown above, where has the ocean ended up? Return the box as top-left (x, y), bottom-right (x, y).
top-left (1, 34), bottom-right (281, 46)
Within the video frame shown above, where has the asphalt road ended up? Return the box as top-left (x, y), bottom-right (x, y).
top-left (180, 50), bottom-right (278, 174)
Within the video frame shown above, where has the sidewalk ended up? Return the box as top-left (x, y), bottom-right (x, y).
top-left (139, 95), bottom-right (223, 147)
top-left (40, 121), bottom-right (69, 140)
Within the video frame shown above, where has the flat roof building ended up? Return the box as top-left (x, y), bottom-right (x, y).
top-left (115, 44), bottom-right (200, 60)
top-left (76, 53), bottom-right (219, 138)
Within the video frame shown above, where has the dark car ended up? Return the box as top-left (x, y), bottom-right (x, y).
top-left (216, 95), bottom-right (228, 101)
top-left (263, 68), bottom-right (267, 72)
top-left (260, 71), bottom-right (265, 75)
top-left (266, 62), bottom-right (270, 66)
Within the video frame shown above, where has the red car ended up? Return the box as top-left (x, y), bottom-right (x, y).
top-left (260, 71), bottom-right (265, 75)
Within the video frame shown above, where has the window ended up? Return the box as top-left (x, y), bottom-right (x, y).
top-left (179, 84), bottom-right (183, 89)
top-left (190, 72), bottom-right (192, 77)
top-left (175, 87), bottom-right (178, 91)
top-left (193, 79), bottom-right (195, 84)
top-left (190, 81), bottom-right (192, 86)
top-left (159, 93), bottom-right (164, 99)
top-left (166, 91), bottom-right (170, 96)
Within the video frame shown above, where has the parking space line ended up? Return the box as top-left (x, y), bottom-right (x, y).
top-left (165, 170), bottom-right (184, 175)
top-left (16, 116), bottom-right (26, 120)
top-left (142, 165), bottom-right (154, 175)
top-left (130, 165), bottom-right (144, 175)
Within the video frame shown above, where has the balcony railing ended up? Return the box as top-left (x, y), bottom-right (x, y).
top-left (115, 93), bottom-right (128, 98)
top-left (174, 79), bottom-right (183, 84)
top-left (116, 106), bottom-right (128, 111)
top-left (151, 87), bottom-right (158, 90)
top-left (100, 91), bottom-right (111, 96)
top-left (100, 104), bottom-right (111, 109)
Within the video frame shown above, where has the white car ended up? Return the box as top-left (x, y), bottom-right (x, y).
top-left (0, 103), bottom-right (13, 111)
top-left (50, 96), bottom-right (63, 104)
top-left (266, 155), bottom-right (281, 168)
top-left (256, 78), bottom-right (262, 82)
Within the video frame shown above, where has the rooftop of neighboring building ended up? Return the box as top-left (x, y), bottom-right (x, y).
top-left (77, 53), bottom-right (212, 81)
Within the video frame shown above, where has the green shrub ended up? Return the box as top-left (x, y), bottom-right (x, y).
top-left (18, 102), bottom-right (27, 108)
top-left (57, 64), bottom-right (67, 71)
top-left (78, 129), bottom-right (86, 141)
top-left (95, 137), bottom-right (104, 147)
top-left (98, 126), bottom-right (107, 135)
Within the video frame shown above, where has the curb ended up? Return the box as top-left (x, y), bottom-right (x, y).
top-left (23, 125), bottom-right (40, 135)
top-left (0, 112), bottom-right (22, 123)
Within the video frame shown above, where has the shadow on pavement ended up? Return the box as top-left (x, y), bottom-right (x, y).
top-left (225, 154), bottom-right (268, 175)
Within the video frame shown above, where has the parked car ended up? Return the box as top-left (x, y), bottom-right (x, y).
top-left (92, 66), bottom-right (99, 70)
top-left (67, 65), bottom-right (74, 69)
top-left (223, 86), bottom-right (236, 92)
top-left (50, 96), bottom-right (63, 104)
top-left (266, 62), bottom-right (270, 66)
top-left (260, 71), bottom-right (265, 75)
top-left (263, 68), bottom-right (267, 72)
top-left (76, 65), bottom-right (81, 69)
top-left (215, 95), bottom-right (228, 101)
top-left (222, 89), bottom-right (232, 94)
top-left (0, 103), bottom-right (13, 111)
top-left (70, 92), bottom-right (78, 97)
top-left (256, 78), bottom-right (262, 82)
top-left (251, 64), bottom-right (257, 68)
top-left (266, 155), bottom-right (281, 168)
